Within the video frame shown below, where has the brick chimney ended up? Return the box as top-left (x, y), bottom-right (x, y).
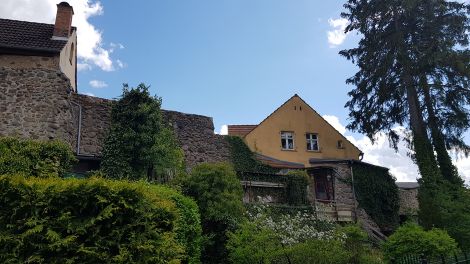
top-left (53, 2), bottom-right (74, 39)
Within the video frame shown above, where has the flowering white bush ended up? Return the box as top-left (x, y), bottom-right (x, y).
top-left (248, 204), bottom-right (342, 245)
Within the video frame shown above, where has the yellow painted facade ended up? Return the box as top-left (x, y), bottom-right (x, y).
top-left (243, 95), bottom-right (362, 167)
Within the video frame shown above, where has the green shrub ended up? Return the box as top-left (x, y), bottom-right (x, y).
top-left (285, 170), bottom-right (309, 205)
top-left (383, 222), bottom-right (458, 261)
top-left (182, 163), bottom-right (244, 264)
top-left (0, 175), bottom-right (202, 263)
top-left (0, 137), bottom-right (76, 178)
top-left (272, 239), bottom-right (351, 264)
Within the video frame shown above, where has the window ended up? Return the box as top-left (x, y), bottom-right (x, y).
top-left (337, 140), bottom-right (344, 149)
top-left (281, 132), bottom-right (294, 150)
top-left (306, 133), bottom-right (319, 151)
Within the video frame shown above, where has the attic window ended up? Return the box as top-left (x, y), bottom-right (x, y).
top-left (337, 140), bottom-right (344, 149)
top-left (281, 131), bottom-right (294, 150)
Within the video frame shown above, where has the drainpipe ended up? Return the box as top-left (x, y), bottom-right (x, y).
top-left (70, 101), bottom-right (82, 155)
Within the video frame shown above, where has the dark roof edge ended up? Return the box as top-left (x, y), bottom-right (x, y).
top-left (309, 158), bottom-right (389, 170)
top-left (0, 46), bottom-right (60, 56)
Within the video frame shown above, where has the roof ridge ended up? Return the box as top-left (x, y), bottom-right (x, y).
top-left (0, 18), bottom-right (53, 26)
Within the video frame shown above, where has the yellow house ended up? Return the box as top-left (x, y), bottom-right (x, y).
top-left (228, 94), bottom-right (385, 225)
top-left (228, 94), bottom-right (363, 168)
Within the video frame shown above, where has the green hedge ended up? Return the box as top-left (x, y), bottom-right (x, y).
top-left (0, 137), bottom-right (76, 178)
top-left (0, 175), bottom-right (202, 264)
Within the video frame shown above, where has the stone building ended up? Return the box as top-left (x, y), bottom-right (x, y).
top-left (0, 2), bottom-right (231, 173)
top-left (396, 182), bottom-right (419, 221)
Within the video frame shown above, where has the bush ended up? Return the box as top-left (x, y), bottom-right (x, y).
top-left (0, 175), bottom-right (202, 263)
top-left (383, 222), bottom-right (458, 261)
top-left (0, 137), bottom-right (76, 178)
top-left (182, 163), bottom-right (244, 264)
top-left (285, 170), bottom-right (310, 205)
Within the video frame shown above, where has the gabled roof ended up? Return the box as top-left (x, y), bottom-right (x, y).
top-left (227, 125), bottom-right (257, 137)
top-left (230, 94), bottom-right (363, 155)
top-left (0, 18), bottom-right (73, 54)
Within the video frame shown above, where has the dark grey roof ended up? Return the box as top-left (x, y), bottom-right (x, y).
top-left (309, 158), bottom-right (389, 170)
top-left (0, 18), bottom-right (73, 54)
top-left (396, 182), bottom-right (419, 189)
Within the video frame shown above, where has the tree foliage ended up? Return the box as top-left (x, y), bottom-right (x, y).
top-left (340, 0), bottom-right (470, 234)
top-left (101, 83), bottom-right (184, 181)
top-left (181, 163), bottom-right (244, 264)
top-left (0, 137), bottom-right (76, 178)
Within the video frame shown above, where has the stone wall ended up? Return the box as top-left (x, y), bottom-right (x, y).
top-left (71, 94), bottom-right (112, 155)
top-left (0, 67), bottom-right (75, 147)
top-left (398, 188), bottom-right (419, 216)
top-left (164, 110), bottom-right (231, 169)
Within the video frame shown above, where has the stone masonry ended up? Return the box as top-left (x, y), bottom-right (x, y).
top-left (0, 67), bottom-right (75, 145)
top-left (0, 66), bottom-right (230, 170)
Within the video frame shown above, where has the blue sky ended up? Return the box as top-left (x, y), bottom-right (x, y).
top-left (2, 0), bottom-right (469, 182)
top-left (78, 0), bottom-right (357, 131)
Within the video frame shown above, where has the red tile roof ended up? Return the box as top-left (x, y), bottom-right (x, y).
top-left (227, 125), bottom-right (257, 137)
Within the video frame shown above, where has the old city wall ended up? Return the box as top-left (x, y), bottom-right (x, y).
top-left (0, 67), bottom-right (76, 147)
top-left (398, 188), bottom-right (419, 216)
top-left (69, 95), bottom-right (231, 168)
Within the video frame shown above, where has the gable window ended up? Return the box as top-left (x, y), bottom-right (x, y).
top-left (306, 133), bottom-right (319, 151)
top-left (337, 140), bottom-right (344, 149)
top-left (281, 132), bottom-right (294, 150)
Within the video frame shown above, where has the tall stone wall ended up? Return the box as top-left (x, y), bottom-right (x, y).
top-left (164, 110), bottom-right (231, 169)
top-left (0, 67), bottom-right (75, 147)
top-left (398, 188), bottom-right (419, 216)
top-left (71, 94), bottom-right (112, 155)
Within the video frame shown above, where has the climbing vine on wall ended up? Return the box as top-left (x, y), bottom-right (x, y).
top-left (225, 136), bottom-right (278, 174)
top-left (352, 163), bottom-right (400, 232)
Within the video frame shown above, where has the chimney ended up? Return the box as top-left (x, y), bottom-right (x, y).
top-left (53, 2), bottom-right (74, 39)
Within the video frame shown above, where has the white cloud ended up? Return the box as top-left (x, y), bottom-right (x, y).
top-left (0, 0), bottom-right (120, 72)
top-left (325, 115), bottom-right (470, 184)
top-left (89, 80), bottom-right (108, 88)
top-left (219, 125), bottom-right (228, 135)
top-left (322, 115), bottom-right (347, 135)
top-left (327, 18), bottom-right (349, 48)
top-left (84, 92), bottom-right (95, 96)
top-left (116, 59), bottom-right (125, 69)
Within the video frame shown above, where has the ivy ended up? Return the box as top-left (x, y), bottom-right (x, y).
top-left (225, 136), bottom-right (278, 174)
top-left (352, 163), bottom-right (400, 232)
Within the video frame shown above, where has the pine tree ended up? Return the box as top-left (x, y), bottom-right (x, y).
top-left (340, 0), bottom-right (470, 231)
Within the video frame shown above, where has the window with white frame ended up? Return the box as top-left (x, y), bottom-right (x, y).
top-left (281, 131), bottom-right (294, 150)
top-left (306, 133), bottom-right (319, 151)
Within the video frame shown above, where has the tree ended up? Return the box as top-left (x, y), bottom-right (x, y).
top-left (182, 163), bottom-right (244, 264)
top-left (340, 0), bottom-right (470, 230)
top-left (101, 83), bottom-right (184, 180)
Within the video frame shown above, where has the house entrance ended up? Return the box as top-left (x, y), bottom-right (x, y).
top-left (309, 168), bottom-right (335, 202)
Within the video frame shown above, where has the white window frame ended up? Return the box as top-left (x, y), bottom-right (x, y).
top-left (281, 131), bottom-right (295, 150)
top-left (306, 133), bottom-right (319, 151)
